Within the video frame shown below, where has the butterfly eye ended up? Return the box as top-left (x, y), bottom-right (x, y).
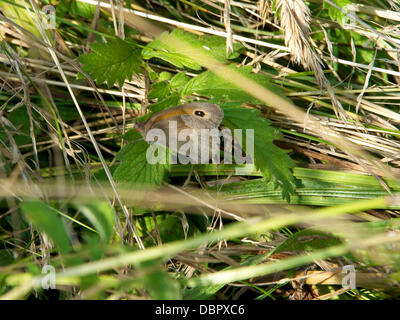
top-left (194, 110), bottom-right (205, 117)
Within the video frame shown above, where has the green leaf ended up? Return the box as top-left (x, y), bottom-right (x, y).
top-left (157, 214), bottom-right (199, 243)
top-left (170, 72), bottom-right (190, 90)
top-left (142, 29), bottom-right (244, 70)
top-left (21, 200), bottom-right (72, 254)
top-left (323, 0), bottom-right (352, 25)
top-left (73, 202), bottom-right (115, 243)
top-left (148, 81), bottom-right (170, 100)
top-left (0, 250), bottom-right (14, 267)
top-left (149, 92), bottom-right (181, 114)
top-left (78, 38), bottom-right (142, 88)
top-left (222, 108), bottom-right (296, 200)
top-left (141, 260), bottom-right (182, 299)
top-left (70, 1), bottom-right (96, 19)
top-left (0, 106), bottom-right (41, 146)
top-left (274, 228), bottom-right (343, 253)
top-left (113, 130), bottom-right (171, 186)
top-left (184, 284), bottom-right (223, 300)
top-left (182, 64), bottom-right (285, 105)
top-left (158, 71), bottom-right (172, 81)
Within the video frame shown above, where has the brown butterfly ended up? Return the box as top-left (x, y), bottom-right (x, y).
top-left (135, 102), bottom-right (224, 163)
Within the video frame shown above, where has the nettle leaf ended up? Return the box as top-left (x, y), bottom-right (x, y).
top-left (142, 29), bottom-right (244, 70)
top-left (182, 64), bottom-right (285, 105)
top-left (146, 72), bottom-right (187, 113)
top-left (113, 130), bottom-right (170, 186)
top-left (148, 81), bottom-right (170, 100)
top-left (222, 108), bottom-right (296, 200)
top-left (149, 92), bottom-right (181, 114)
top-left (158, 71), bottom-right (172, 81)
top-left (78, 38), bottom-right (142, 88)
top-left (170, 71), bottom-right (190, 90)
